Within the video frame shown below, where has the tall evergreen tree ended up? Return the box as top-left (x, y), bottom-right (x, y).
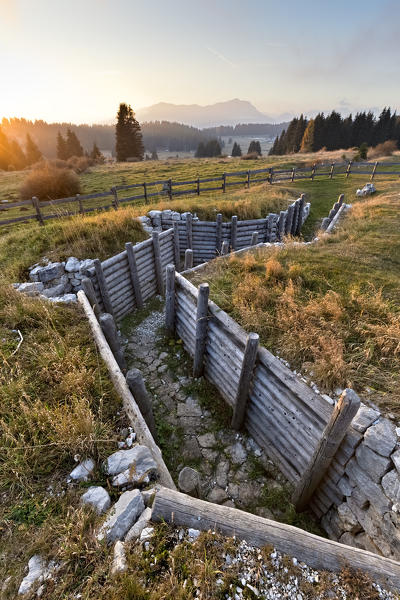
top-left (247, 140), bottom-right (262, 155)
top-left (25, 133), bottom-right (42, 164)
top-left (66, 129), bottom-right (84, 157)
top-left (312, 113), bottom-right (326, 151)
top-left (231, 141), bottom-right (242, 156)
top-left (56, 132), bottom-right (68, 160)
top-left (90, 142), bottom-right (103, 161)
top-left (268, 135), bottom-right (279, 156)
top-left (10, 139), bottom-right (26, 169)
top-left (115, 103), bottom-right (144, 161)
top-left (195, 142), bottom-right (205, 158)
top-left (300, 120), bottom-right (315, 153)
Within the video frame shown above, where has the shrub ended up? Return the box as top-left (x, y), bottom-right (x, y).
top-left (241, 152), bottom-right (259, 160)
top-left (67, 155), bottom-right (93, 173)
top-left (20, 164), bottom-right (81, 201)
top-left (368, 140), bottom-right (398, 159)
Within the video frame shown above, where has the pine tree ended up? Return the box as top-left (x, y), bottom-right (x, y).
top-left (268, 136), bottom-right (279, 156)
top-left (231, 141), bottom-right (242, 157)
top-left (247, 140), bottom-right (262, 155)
top-left (25, 133), bottom-right (42, 165)
top-left (10, 139), bottom-right (26, 169)
top-left (115, 103), bottom-right (144, 161)
top-left (195, 142), bottom-right (205, 158)
top-left (151, 150), bottom-right (159, 160)
top-left (90, 142), bottom-right (103, 161)
top-left (56, 132), bottom-right (68, 160)
top-left (275, 130), bottom-right (286, 155)
top-left (0, 127), bottom-right (12, 170)
top-left (66, 129), bottom-right (84, 157)
top-left (300, 120), bottom-right (315, 153)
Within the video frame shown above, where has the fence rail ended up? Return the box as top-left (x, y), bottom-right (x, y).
top-left (1, 159), bottom-right (399, 230)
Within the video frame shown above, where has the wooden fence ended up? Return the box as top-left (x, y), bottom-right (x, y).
top-left (1, 159), bottom-right (399, 229)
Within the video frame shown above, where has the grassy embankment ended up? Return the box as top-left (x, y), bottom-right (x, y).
top-left (188, 180), bottom-right (400, 417)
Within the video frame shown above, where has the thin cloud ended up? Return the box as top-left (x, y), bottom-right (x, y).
top-left (206, 46), bottom-right (237, 68)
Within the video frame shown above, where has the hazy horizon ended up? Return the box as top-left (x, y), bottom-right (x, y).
top-left (1, 0), bottom-right (400, 124)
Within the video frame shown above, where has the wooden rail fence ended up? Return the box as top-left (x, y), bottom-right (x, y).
top-left (1, 159), bottom-right (399, 229)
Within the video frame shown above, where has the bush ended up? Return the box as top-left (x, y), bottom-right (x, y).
top-left (67, 155), bottom-right (93, 173)
top-left (20, 164), bottom-right (81, 201)
top-left (368, 140), bottom-right (398, 159)
top-left (241, 152), bottom-right (259, 160)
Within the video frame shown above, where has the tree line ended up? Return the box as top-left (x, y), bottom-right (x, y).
top-left (269, 108), bottom-right (400, 155)
top-left (0, 129), bottom-right (42, 171)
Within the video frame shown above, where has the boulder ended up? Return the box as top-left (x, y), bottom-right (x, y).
top-left (364, 418), bottom-right (397, 457)
top-left (35, 262), bottom-right (65, 283)
top-left (391, 449), bottom-right (400, 475)
top-left (81, 486), bottom-right (111, 514)
top-left (227, 441), bottom-right (247, 465)
top-left (336, 502), bottom-right (361, 533)
top-left (46, 294), bottom-right (77, 304)
top-left (352, 406), bottom-right (380, 433)
top-left (106, 446), bottom-right (157, 487)
top-left (111, 541), bottom-right (127, 575)
top-left (79, 259), bottom-right (95, 276)
top-left (207, 486), bottom-right (228, 504)
top-left (17, 282), bottom-right (44, 296)
top-left (125, 506), bottom-right (152, 541)
top-left (98, 489), bottom-right (144, 543)
top-left (41, 275), bottom-right (69, 298)
top-left (197, 432), bottom-right (216, 448)
top-left (68, 458), bottom-right (95, 482)
top-left (355, 443), bottom-right (392, 483)
top-left (65, 257), bottom-right (81, 273)
top-left (382, 469), bottom-right (400, 506)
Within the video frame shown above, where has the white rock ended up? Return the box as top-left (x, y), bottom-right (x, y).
top-left (106, 446), bottom-right (157, 487)
top-left (17, 282), bottom-right (44, 296)
top-left (140, 526), bottom-right (154, 542)
top-left (46, 293), bottom-right (77, 304)
top-left (81, 486), bottom-right (111, 514)
top-left (68, 458), bottom-right (95, 482)
top-left (98, 489), bottom-right (144, 543)
top-left (65, 257), bottom-right (81, 273)
top-left (111, 541), bottom-right (127, 575)
top-left (188, 528), bottom-right (201, 542)
top-left (125, 506), bottom-right (152, 541)
top-left (18, 555), bottom-right (46, 595)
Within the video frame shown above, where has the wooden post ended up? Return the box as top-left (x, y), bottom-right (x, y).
top-left (247, 170), bottom-right (251, 188)
top-left (338, 193), bottom-right (345, 207)
top-left (93, 258), bottom-right (114, 316)
top-left (293, 388), bottom-right (361, 511)
top-left (231, 333), bottom-right (259, 430)
top-left (291, 167), bottom-right (295, 182)
top-left (76, 193), bottom-right (84, 214)
top-left (184, 248), bottom-right (193, 270)
top-left (231, 215), bottom-right (238, 251)
top-left (346, 161), bottom-right (352, 178)
top-left (329, 163), bottom-right (335, 179)
top-left (311, 164), bottom-right (316, 180)
top-left (221, 240), bottom-right (229, 255)
top-left (126, 368), bottom-right (158, 441)
top-left (32, 196), bottom-right (44, 225)
top-left (99, 313), bottom-right (126, 371)
top-left (186, 212), bottom-right (193, 249)
top-left (193, 283), bottom-right (209, 378)
top-left (173, 221), bottom-right (180, 268)
top-left (269, 168), bottom-right (274, 184)
top-left (251, 231), bottom-right (258, 246)
top-left (152, 231), bottom-right (164, 295)
top-left (196, 177), bottom-right (200, 196)
top-left (111, 187), bottom-right (119, 210)
top-left (168, 178), bottom-right (172, 200)
top-left (165, 264), bottom-right (175, 336)
top-left (143, 182), bottom-right (148, 202)
top-left (371, 161), bottom-right (378, 180)
top-left (222, 172), bottom-right (226, 192)
top-left (215, 213), bottom-right (222, 253)
top-left (81, 277), bottom-right (100, 318)
top-left (125, 241), bottom-right (144, 309)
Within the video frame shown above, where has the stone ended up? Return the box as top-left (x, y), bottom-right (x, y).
top-left (46, 294), bottom-right (77, 304)
top-left (228, 441), bottom-right (247, 465)
top-left (36, 262), bottom-right (65, 283)
top-left (237, 481), bottom-right (264, 507)
top-left (65, 257), bottom-right (81, 273)
top-left (345, 458), bottom-right (391, 514)
top-left (106, 446), bottom-right (156, 476)
top-left (110, 446), bottom-right (158, 487)
top-left (354, 532), bottom-right (381, 555)
top-left (336, 502), bottom-right (361, 533)
top-left (68, 458), bottom-right (95, 482)
top-left (18, 555), bottom-right (47, 595)
top-left (81, 486), bottom-right (111, 514)
top-left (355, 443), bottom-right (392, 483)
top-left (351, 485), bottom-right (370, 509)
top-left (364, 418), bottom-right (397, 457)
top-left (178, 466), bottom-right (201, 496)
top-left (207, 486), bottom-right (228, 504)
top-left (182, 436), bottom-right (202, 460)
top-left (391, 449), bottom-right (400, 475)
top-left (337, 475), bottom-right (353, 497)
top-left (188, 528), bottom-right (201, 542)
top-left (29, 265), bottom-right (43, 281)
top-left (177, 397), bottom-right (202, 417)
top-left (382, 469), bottom-right (400, 505)
top-left (352, 405), bottom-right (380, 433)
top-left (79, 258), bottom-right (95, 276)
top-left (125, 507), bottom-right (152, 542)
top-left (17, 281), bottom-right (44, 295)
top-left (201, 447), bottom-right (218, 462)
top-left (70, 278), bottom-right (81, 287)
top-left (253, 506), bottom-right (274, 519)
top-left (197, 432), bottom-right (217, 448)
top-left (98, 489), bottom-right (144, 543)
top-left (111, 541), bottom-right (127, 575)
top-left (41, 275), bottom-right (69, 298)
top-left (140, 526), bottom-right (154, 542)
top-left (215, 460), bottom-right (230, 488)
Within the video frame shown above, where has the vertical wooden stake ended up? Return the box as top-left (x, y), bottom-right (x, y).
top-left (251, 231), bottom-right (258, 246)
top-left (126, 368), bottom-right (158, 441)
top-left (222, 172), bottom-right (226, 192)
top-left (329, 163), bottom-right (335, 179)
top-left (193, 283), bottom-right (209, 378)
top-left (168, 178), bottom-right (173, 200)
top-left (231, 333), bottom-right (259, 430)
top-left (93, 258), bottom-right (114, 316)
top-left (165, 264), bottom-right (175, 336)
top-left (76, 193), bottom-right (84, 214)
top-left (152, 231), bottom-right (164, 295)
top-left (184, 248), bottom-right (193, 270)
top-left (231, 215), bottom-right (238, 251)
top-left (215, 213), bottom-right (222, 253)
top-left (221, 240), bottom-right (229, 255)
top-left (371, 161), bottom-right (378, 181)
top-left (81, 277), bottom-right (100, 318)
top-left (269, 168), bottom-right (274, 184)
top-left (111, 187), bottom-right (119, 210)
top-left (196, 177), bottom-right (200, 196)
top-left (293, 388), bottom-right (361, 511)
top-left (346, 161), bottom-right (352, 178)
top-left (125, 242), bottom-right (144, 309)
top-left (99, 313), bottom-right (126, 371)
top-left (311, 164), bottom-right (316, 180)
top-left (186, 212), bottom-right (193, 249)
top-left (32, 196), bottom-right (44, 225)
top-left (291, 167), bottom-right (295, 182)
top-left (143, 182), bottom-right (148, 203)
top-left (247, 170), bottom-right (251, 188)
top-left (173, 221), bottom-right (180, 268)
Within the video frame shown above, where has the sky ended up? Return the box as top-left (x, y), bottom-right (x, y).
top-left (1, 0), bottom-right (399, 124)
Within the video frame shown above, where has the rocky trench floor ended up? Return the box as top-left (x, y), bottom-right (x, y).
top-left (121, 303), bottom-right (297, 521)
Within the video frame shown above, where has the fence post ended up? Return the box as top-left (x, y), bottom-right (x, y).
top-left (269, 168), bottom-right (274, 184)
top-left (291, 167), bottom-right (295, 182)
top-left (293, 388), bottom-right (361, 512)
top-left (184, 248), bottom-right (193, 270)
top-left (111, 186), bottom-right (119, 210)
top-left (126, 368), bottom-right (158, 441)
top-left (221, 240), bottom-right (229, 255)
top-left (371, 161), bottom-right (378, 180)
top-left (99, 312), bottom-right (126, 371)
top-left (231, 215), bottom-right (238, 251)
top-left (329, 163), bottom-right (335, 179)
top-left (186, 212), bottom-right (193, 249)
top-left (76, 193), bottom-right (84, 214)
top-left (222, 172), bottom-right (226, 192)
top-left (346, 161), bottom-right (352, 178)
top-left (94, 258), bottom-right (114, 316)
top-left (196, 177), bottom-right (200, 196)
top-left (311, 163), bottom-right (316, 180)
top-left (165, 264), bottom-right (175, 336)
top-left (215, 213), bottom-right (222, 253)
top-left (168, 178), bottom-right (173, 200)
top-left (143, 182), bottom-right (148, 203)
top-left (193, 283), bottom-right (209, 378)
top-left (32, 196), bottom-right (44, 225)
top-left (152, 231), bottom-right (164, 295)
top-left (251, 231), bottom-right (258, 246)
top-left (173, 221), bottom-right (180, 267)
top-left (125, 241), bottom-right (144, 309)
top-left (231, 332), bottom-right (259, 430)
top-left (81, 277), bottom-right (100, 318)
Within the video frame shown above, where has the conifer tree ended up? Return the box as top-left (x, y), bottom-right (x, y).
top-left (66, 129), bottom-right (84, 157)
top-left (56, 132), bottom-right (68, 160)
top-left (10, 139), bottom-right (26, 169)
top-left (231, 141), bottom-right (242, 156)
top-left (115, 103), bottom-right (144, 161)
top-left (151, 150), bottom-right (159, 160)
top-left (195, 142), bottom-right (205, 158)
top-left (25, 133), bottom-right (42, 165)
top-left (247, 140), bottom-right (262, 155)
top-left (300, 120), bottom-right (315, 152)
top-left (90, 142), bottom-right (103, 161)
top-left (268, 136), bottom-right (279, 155)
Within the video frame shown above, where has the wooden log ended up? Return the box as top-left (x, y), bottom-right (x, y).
top-left (77, 291), bottom-right (175, 489)
top-left (231, 215), bottom-right (238, 251)
top-left (215, 213), bottom-right (222, 252)
top-left (165, 264), bottom-right (175, 336)
top-left (99, 313), bottom-right (126, 371)
top-left (173, 221), bottom-right (181, 266)
top-left (31, 196), bottom-right (44, 225)
top-left (125, 241), bottom-right (144, 308)
top-left (293, 389), bottom-right (360, 511)
top-left (94, 258), bottom-right (114, 316)
top-left (126, 368), bottom-right (158, 441)
top-left (152, 486), bottom-right (400, 590)
top-left (152, 231), bottom-right (164, 295)
top-left (231, 333), bottom-right (259, 429)
top-left (186, 213), bottom-right (193, 249)
top-left (184, 248), bottom-right (193, 270)
top-left (81, 277), bottom-right (101, 317)
top-left (193, 283), bottom-right (209, 378)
